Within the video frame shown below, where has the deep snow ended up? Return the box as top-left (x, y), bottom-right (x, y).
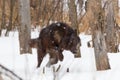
top-left (0, 30), bottom-right (120, 80)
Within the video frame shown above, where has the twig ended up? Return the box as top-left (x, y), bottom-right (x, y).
top-left (43, 67), bottom-right (45, 74)
top-left (0, 64), bottom-right (23, 80)
top-left (56, 65), bottom-right (61, 72)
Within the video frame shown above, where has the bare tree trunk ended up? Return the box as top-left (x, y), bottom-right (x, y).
top-left (77, 0), bottom-right (84, 20)
top-left (5, 0), bottom-right (15, 36)
top-left (113, 0), bottom-right (119, 17)
top-left (92, 30), bottom-right (111, 70)
top-left (46, 0), bottom-right (61, 25)
top-left (113, 0), bottom-right (120, 52)
top-left (89, 0), bottom-right (110, 70)
top-left (59, 1), bottom-right (63, 21)
top-left (68, 0), bottom-right (81, 57)
top-left (105, 1), bottom-right (117, 53)
top-left (18, 0), bottom-right (31, 54)
top-left (52, 0), bottom-right (63, 22)
top-left (40, 0), bottom-right (47, 26)
top-left (36, 0), bottom-right (42, 23)
top-left (78, 0), bottom-right (83, 9)
top-left (68, 0), bottom-right (78, 30)
top-left (0, 0), bottom-right (6, 36)
top-left (115, 0), bottom-right (120, 52)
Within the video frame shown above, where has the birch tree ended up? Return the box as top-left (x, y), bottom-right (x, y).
top-left (18, 0), bottom-right (31, 54)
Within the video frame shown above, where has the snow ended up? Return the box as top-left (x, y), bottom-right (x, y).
top-left (0, 31), bottom-right (120, 80)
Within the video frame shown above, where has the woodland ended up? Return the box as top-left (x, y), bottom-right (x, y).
top-left (0, 0), bottom-right (120, 80)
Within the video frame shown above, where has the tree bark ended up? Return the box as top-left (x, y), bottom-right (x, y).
top-left (89, 0), bottom-right (110, 70)
top-left (68, 0), bottom-right (81, 57)
top-left (105, 1), bottom-right (117, 53)
top-left (46, 0), bottom-right (61, 25)
top-left (68, 0), bottom-right (78, 30)
top-left (5, 0), bottom-right (15, 36)
top-left (18, 0), bottom-right (31, 54)
top-left (93, 30), bottom-right (111, 70)
top-left (0, 0), bottom-right (6, 36)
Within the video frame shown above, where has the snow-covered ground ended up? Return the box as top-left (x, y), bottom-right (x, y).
top-left (0, 30), bottom-right (120, 80)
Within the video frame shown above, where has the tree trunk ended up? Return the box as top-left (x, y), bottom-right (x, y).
top-left (36, 0), bottom-right (42, 23)
top-left (18, 0), bottom-right (31, 54)
top-left (105, 2), bottom-right (117, 53)
top-left (40, 0), bottom-right (47, 26)
top-left (113, 0), bottom-right (120, 52)
top-left (52, 0), bottom-right (63, 22)
top-left (5, 0), bottom-right (15, 36)
top-left (68, 0), bottom-right (78, 30)
top-left (0, 0), bottom-right (6, 36)
top-left (78, 0), bottom-right (83, 9)
top-left (89, 0), bottom-right (110, 70)
top-left (68, 0), bottom-right (81, 57)
top-left (46, 0), bottom-right (61, 25)
top-left (93, 30), bottom-right (111, 70)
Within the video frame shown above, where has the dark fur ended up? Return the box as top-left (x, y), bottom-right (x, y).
top-left (29, 22), bottom-right (81, 67)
